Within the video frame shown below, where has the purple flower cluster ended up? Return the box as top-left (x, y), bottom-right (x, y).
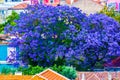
top-left (5, 5), bottom-right (120, 69)
top-left (63, 14), bottom-right (120, 69)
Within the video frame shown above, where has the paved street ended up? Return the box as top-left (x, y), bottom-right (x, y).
top-left (61, 0), bottom-right (104, 15)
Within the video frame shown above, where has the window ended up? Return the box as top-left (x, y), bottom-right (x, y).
top-left (7, 47), bottom-right (16, 57)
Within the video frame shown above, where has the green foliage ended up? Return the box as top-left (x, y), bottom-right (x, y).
top-left (50, 65), bottom-right (77, 79)
top-left (60, 66), bottom-right (77, 79)
top-left (95, 62), bottom-right (104, 68)
top-left (0, 11), bottom-right (19, 33)
top-left (54, 57), bottom-right (66, 66)
top-left (18, 65), bottom-right (77, 79)
top-left (6, 11), bottom-right (19, 26)
top-left (50, 64), bottom-right (65, 73)
top-left (1, 67), bottom-right (16, 75)
top-left (0, 24), bottom-right (5, 33)
top-left (18, 66), bottom-right (45, 75)
top-left (100, 6), bottom-right (120, 23)
top-left (29, 66), bottom-right (45, 75)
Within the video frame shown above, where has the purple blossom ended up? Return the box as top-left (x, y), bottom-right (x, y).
top-left (5, 5), bottom-right (120, 69)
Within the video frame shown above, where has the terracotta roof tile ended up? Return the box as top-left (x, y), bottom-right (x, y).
top-left (30, 75), bottom-right (46, 80)
top-left (77, 72), bottom-right (120, 80)
top-left (0, 75), bottom-right (32, 80)
top-left (95, 72), bottom-right (108, 79)
top-left (39, 69), bottom-right (69, 80)
top-left (87, 74), bottom-right (100, 80)
top-left (12, 3), bottom-right (28, 9)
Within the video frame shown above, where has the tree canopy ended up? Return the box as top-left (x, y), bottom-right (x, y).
top-left (5, 5), bottom-right (120, 70)
top-left (0, 11), bottom-right (19, 33)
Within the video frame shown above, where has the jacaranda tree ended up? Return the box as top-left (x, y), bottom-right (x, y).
top-left (5, 5), bottom-right (120, 70)
top-left (5, 5), bottom-right (87, 67)
top-left (61, 14), bottom-right (120, 70)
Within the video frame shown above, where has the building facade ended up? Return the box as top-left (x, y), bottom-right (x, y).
top-left (0, 0), bottom-right (60, 23)
top-left (93, 0), bottom-right (120, 11)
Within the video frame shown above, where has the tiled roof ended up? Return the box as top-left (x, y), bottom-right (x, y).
top-left (77, 72), bottom-right (120, 80)
top-left (95, 72), bottom-right (108, 79)
top-left (39, 69), bottom-right (69, 80)
top-left (0, 75), bottom-right (32, 80)
top-left (30, 75), bottom-right (46, 80)
top-left (12, 3), bottom-right (28, 9)
top-left (92, 0), bottom-right (100, 3)
top-left (87, 74), bottom-right (100, 80)
top-left (0, 34), bottom-right (10, 44)
top-left (0, 71), bottom-right (120, 80)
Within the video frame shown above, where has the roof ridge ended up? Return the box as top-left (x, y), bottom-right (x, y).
top-left (39, 68), bottom-right (70, 80)
top-left (30, 74), bottom-right (48, 80)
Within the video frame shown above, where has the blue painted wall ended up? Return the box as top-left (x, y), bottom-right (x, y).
top-left (0, 45), bottom-right (17, 71)
top-left (0, 45), bottom-right (8, 61)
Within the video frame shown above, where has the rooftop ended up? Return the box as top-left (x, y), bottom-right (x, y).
top-left (39, 69), bottom-right (69, 80)
top-left (12, 3), bottom-right (28, 9)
